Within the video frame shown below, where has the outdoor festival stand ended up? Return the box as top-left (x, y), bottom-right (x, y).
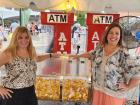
top-left (35, 12), bottom-right (92, 103)
top-left (35, 57), bottom-right (92, 103)
top-left (36, 12), bottom-right (120, 103)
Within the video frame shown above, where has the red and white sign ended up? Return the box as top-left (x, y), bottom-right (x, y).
top-left (86, 13), bottom-right (120, 51)
top-left (41, 12), bottom-right (74, 53)
top-left (47, 14), bottom-right (68, 23)
top-left (92, 15), bottom-right (113, 24)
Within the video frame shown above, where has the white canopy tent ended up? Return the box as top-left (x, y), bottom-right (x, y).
top-left (0, 8), bottom-right (40, 19)
top-left (0, 0), bottom-right (140, 13)
top-left (0, 8), bottom-right (19, 19)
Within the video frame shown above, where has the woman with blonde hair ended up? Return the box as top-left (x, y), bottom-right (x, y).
top-left (0, 26), bottom-right (60, 105)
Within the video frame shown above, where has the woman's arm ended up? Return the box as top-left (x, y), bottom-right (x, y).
top-left (119, 78), bottom-right (140, 91)
top-left (127, 78), bottom-right (140, 89)
top-left (0, 51), bottom-right (13, 99)
top-left (68, 52), bottom-right (92, 59)
top-left (36, 53), bottom-right (51, 62)
top-left (0, 51), bottom-right (11, 67)
top-left (118, 48), bottom-right (140, 90)
top-left (36, 53), bottom-right (61, 62)
top-left (33, 47), bottom-right (52, 62)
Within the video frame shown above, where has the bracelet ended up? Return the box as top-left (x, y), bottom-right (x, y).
top-left (49, 53), bottom-right (52, 58)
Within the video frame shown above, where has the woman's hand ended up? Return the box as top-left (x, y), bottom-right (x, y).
top-left (67, 54), bottom-right (80, 59)
top-left (0, 86), bottom-right (13, 99)
top-left (118, 83), bottom-right (130, 91)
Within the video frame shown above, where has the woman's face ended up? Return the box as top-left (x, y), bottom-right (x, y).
top-left (17, 32), bottom-right (30, 49)
top-left (107, 27), bottom-right (121, 46)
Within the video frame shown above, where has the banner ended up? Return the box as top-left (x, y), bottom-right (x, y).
top-left (86, 13), bottom-right (120, 51)
top-left (41, 12), bottom-right (74, 53)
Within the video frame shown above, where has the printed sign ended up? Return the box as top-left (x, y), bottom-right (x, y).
top-left (41, 12), bottom-right (74, 53)
top-left (93, 15), bottom-right (113, 24)
top-left (87, 13), bottom-right (120, 51)
top-left (47, 14), bottom-right (68, 23)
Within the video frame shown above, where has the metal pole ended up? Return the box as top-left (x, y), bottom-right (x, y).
top-left (138, 84), bottom-right (140, 105)
top-left (19, 8), bottom-right (22, 26)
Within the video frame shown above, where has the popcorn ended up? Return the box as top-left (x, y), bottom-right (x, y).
top-left (62, 79), bottom-right (89, 102)
top-left (35, 76), bottom-right (60, 100)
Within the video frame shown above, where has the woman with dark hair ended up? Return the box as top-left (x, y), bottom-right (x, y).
top-left (69, 23), bottom-right (140, 105)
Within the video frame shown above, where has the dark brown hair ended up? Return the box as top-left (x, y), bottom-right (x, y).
top-left (101, 23), bottom-right (123, 46)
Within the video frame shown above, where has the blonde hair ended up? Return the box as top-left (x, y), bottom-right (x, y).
top-left (4, 26), bottom-right (35, 59)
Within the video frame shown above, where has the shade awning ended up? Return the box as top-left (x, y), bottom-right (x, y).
top-left (0, 0), bottom-right (140, 13)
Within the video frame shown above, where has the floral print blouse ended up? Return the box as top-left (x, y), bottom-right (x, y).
top-left (90, 45), bottom-right (140, 98)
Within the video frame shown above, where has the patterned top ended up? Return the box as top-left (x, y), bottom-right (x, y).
top-left (3, 56), bottom-right (37, 89)
top-left (90, 45), bottom-right (140, 98)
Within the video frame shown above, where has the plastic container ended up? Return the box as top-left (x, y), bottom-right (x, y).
top-left (35, 57), bottom-right (92, 102)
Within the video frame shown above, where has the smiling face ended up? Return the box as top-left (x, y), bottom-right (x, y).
top-left (17, 32), bottom-right (30, 49)
top-left (107, 27), bottom-right (121, 46)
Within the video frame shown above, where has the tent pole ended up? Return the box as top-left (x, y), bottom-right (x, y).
top-left (19, 8), bottom-right (22, 26)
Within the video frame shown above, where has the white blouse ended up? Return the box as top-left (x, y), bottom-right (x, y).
top-left (90, 45), bottom-right (140, 98)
